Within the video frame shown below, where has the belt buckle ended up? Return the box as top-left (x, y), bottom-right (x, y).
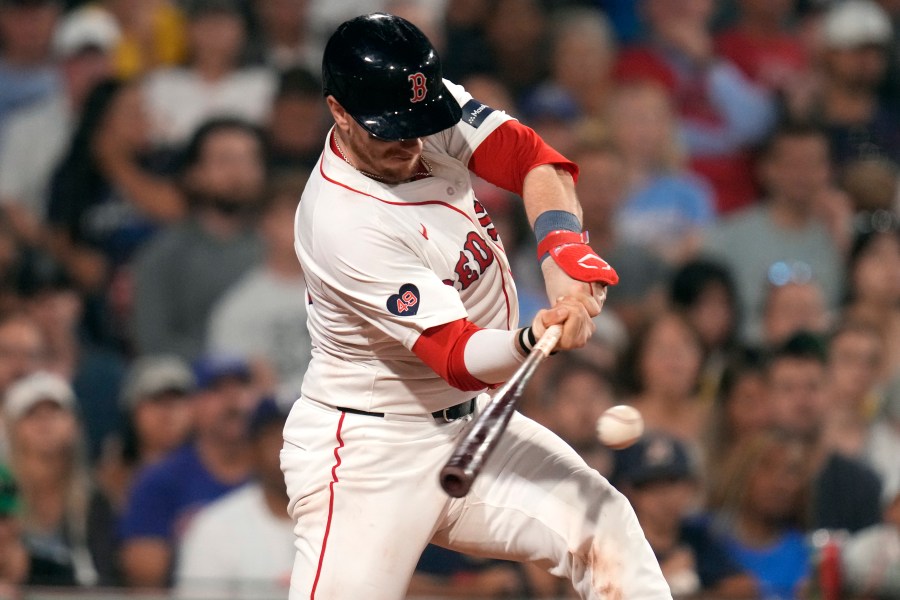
top-left (441, 407), bottom-right (455, 423)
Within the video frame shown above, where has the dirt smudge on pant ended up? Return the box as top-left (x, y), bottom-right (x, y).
top-left (589, 540), bottom-right (623, 600)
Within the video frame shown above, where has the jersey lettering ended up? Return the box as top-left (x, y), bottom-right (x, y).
top-left (452, 231), bottom-right (495, 291)
top-left (464, 231), bottom-right (494, 270)
top-left (473, 199), bottom-right (499, 242)
top-left (408, 73), bottom-right (427, 103)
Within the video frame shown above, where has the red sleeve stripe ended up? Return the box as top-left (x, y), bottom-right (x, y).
top-left (468, 120), bottom-right (579, 195)
top-left (412, 318), bottom-right (488, 392)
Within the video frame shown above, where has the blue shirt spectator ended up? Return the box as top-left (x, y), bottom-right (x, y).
top-left (722, 529), bottom-right (810, 599)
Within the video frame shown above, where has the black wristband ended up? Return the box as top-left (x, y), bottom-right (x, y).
top-left (517, 327), bottom-right (537, 356)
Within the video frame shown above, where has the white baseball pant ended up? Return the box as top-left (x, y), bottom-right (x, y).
top-left (281, 396), bottom-right (672, 599)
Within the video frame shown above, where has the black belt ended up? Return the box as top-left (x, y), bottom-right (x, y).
top-left (336, 398), bottom-right (476, 423)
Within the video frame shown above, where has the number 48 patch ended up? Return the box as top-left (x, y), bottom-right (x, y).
top-left (387, 283), bottom-right (420, 317)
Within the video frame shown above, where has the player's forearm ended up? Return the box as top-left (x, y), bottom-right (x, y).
top-left (413, 319), bottom-right (533, 391)
top-left (521, 164), bottom-right (582, 229)
top-left (463, 328), bottom-right (527, 385)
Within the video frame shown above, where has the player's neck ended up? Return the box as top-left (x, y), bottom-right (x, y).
top-left (332, 129), bottom-right (431, 184)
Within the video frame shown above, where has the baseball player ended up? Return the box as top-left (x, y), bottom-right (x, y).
top-left (281, 13), bottom-right (671, 600)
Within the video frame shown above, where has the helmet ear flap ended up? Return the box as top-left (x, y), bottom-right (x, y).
top-left (321, 13), bottom-right (462, 141)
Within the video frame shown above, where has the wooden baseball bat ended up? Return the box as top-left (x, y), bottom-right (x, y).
top-left (439, 324), bottom-right (563, 498)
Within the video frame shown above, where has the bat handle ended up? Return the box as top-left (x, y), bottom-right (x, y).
top-left (439, 465), bottom-right (472, 498)
top-left (534, 324), bottom-right (563, 356)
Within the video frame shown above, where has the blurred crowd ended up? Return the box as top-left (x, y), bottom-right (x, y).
top-left (0, 0), bottom-right (898, 598)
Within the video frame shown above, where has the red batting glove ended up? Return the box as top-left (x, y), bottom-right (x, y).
top-left (536, 230), bottom-right (619, 286)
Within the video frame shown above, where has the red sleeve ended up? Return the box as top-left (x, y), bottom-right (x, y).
top-left (412, 318), bottom-right (488, 392)
top-left (468, 120), bottom-right (578, 196)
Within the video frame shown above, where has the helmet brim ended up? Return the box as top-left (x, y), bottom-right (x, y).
top-left (352, 87), bottom-right (463, 141)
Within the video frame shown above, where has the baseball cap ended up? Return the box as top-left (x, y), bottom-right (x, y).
top-left (193, 355), bottom-right (252, 390)
top-left (120, 355), bottom-right (196, 410)
top-left (612, 432), bottom-right (694, 487)
top-left (247, 397), bottom-right (288, 438)
top-left (52, 5), bottom-right (121, 59)
top-left (520, 85), bottom-right (581, 124)
top-left (823, 0), bottom-right (892, 48)
top-left (4, 371), bottom-right (75, 422)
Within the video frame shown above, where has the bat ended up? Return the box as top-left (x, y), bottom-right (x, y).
top-left (439, 324), bottom-right (563, 497)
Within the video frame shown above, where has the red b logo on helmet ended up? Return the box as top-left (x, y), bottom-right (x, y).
top-left (408, 73), bottom-right (427, 103)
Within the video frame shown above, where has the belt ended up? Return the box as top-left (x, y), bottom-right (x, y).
top-left (336, 398), bottom-right (476, 423)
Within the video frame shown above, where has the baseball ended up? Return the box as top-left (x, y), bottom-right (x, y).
top-left (596, 405), bottom-right (644, 449)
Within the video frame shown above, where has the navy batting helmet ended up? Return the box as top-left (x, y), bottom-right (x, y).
top-left (322, 13), bottom-right (462, 141)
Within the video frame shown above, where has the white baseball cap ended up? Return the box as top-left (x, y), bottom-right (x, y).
top-left (823, 0), bottom-right (893, 48)
top-left (52, 5), bottom-right (121, 59)
top-left (4, 371), bottom-right (75, 422)
top-left (120, 355), bottom-right (196, 411)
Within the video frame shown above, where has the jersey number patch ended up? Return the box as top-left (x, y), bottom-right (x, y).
top-left (387, 283), bottom-right (420, 316)
top-left (408, 73), bottom-right (427, 103)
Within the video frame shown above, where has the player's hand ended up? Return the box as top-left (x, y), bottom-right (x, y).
top-left (541, 258), bottom-right (609, 316)
top-left (531, 292), bottom-right (597, 351)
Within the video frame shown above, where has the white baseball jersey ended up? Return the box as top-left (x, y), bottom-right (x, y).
top-left (295, 80), bottom-right (517, 414)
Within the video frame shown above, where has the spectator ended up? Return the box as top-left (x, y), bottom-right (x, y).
top-left (625, 311), bottom-right (709, 450)
top-left (522, 7), bottom-right (616, 120)
top-left (614, 0), bottom-right (776, 213)
top-left (175, 398), bottom-right (292, 595)
top-left (704, 349), bottom-right (772, 497)
top-left (703, 123), bottom-right (844, 343)
top-left (710, 430), bottom-right (812, 600)
top-left (842, 213), bottom-right (900, 378)
top-left (613, 432), bottom-right (758, 599)
top-left (796, 1), bottom-right (900, 177)
top-left (119, 355), bottom-right (260, 588)
top-left (0, 4), bottom-right (120, 243)
top-left (4, 372), bottom-right (100, 586)
top-left (766, 331), bottom-right (883, 533)
top-left (142, 0), bottom-right (276, 149)
top-left (105, 0), bottom-right (187, 79)
top-left (0, 0), bottom-right (61, 135)
top-left (759, 263), bottom-right (832, 348)
top-left (266, 67), bottom-right (328, 175)
top-left (96, 354), bottom-right (196, 511)
top-left (248, 0), bottom-right (315, 70)
top-left (440, 0), bottom-right (492, 82)
top-left (206, 174), bottom-right (310, 402)
top-left (715, 0), bottom-right (810, 93)
top-left (821, 321), bottom-right (885, 459)
top-left (47, 78), bottom-right (184, 300)
top-left (15, 250), bottom-right (126, 461)
top-left (0, 311), bottom-right (45, 401)
top-left (482, 0), bottom-right (549, 100)
top-left (132, 118), bottom-right (266, 360)
top-left (608, 82), bottom-right (715, 265)
top-left (669, 259), bottom-right (741, 402)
